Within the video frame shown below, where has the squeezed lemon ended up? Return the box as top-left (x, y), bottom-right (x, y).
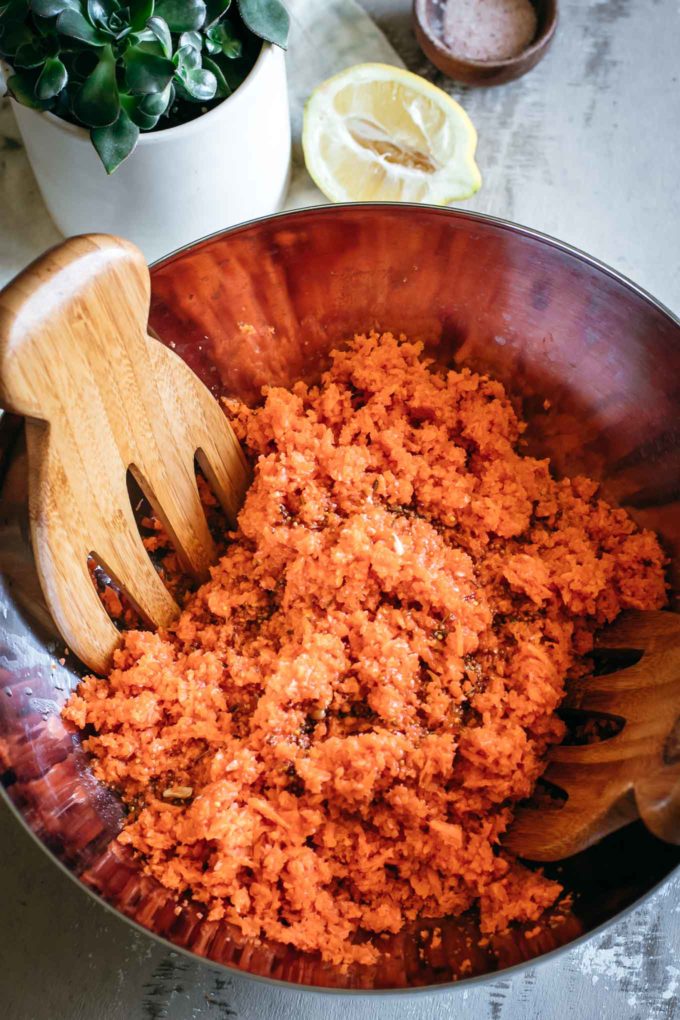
top-left (302, 63), bottom-right (482, 204)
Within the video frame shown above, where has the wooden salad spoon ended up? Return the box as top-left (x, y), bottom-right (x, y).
top-left (506, 609), bottom-right (680, 860)
top-left (0, 235), bottom-right (249, 676)
top-left (1, 235), bottom-right (678, 862)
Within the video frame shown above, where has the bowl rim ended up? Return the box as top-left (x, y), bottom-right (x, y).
top-left (2, 777), bottom-right (679, 999)
top-left (154, 202), bottom-right (679, 330)
top-left (412, 0), bottom-right (559, 72)
top-left (2, 200), bottom-right (679, 998)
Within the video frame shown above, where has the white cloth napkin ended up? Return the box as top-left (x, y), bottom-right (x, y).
top-left (0, 0), bottom-right (402, 285)
top-left (284, 0), bottom-right (404, 208)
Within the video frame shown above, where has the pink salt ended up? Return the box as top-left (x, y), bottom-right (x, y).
top-left (443, 0), bottom-right (538, 61)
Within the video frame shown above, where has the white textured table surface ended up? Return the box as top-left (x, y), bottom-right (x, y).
top-left (1, 0), bottom-right (680, 1017)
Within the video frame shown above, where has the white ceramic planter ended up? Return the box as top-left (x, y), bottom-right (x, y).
top-left (11, 43), bottom-right (291, 262)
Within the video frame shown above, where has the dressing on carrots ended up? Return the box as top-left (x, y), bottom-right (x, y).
top-left (64, 333), bottom-right (666, 968)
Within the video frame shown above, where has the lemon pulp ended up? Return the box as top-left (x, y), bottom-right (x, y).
top-left (303, 63), bottom-right (482, 204)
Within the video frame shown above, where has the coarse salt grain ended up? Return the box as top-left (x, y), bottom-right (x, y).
top-left (443, 0), bottom-right (538, 61)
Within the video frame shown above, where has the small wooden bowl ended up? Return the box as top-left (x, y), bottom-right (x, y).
top-left (413, 0), bottom-right (558, 87)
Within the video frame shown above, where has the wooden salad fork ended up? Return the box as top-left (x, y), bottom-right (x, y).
top-left (506, 609), bottom-right (680, 860)
top-left (0, 235), bottom-right (249, 676)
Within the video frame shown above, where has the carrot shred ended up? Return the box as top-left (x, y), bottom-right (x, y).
top-left (64, 333), bottom-right (667, 968)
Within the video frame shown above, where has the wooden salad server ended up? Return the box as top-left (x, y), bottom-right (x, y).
top-left (0, 235), bottom-right (249, 676)
top-left (506, 609), bottom-right (680, 860)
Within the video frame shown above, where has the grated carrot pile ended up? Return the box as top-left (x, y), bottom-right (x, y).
top-left (64, 333), bottom-right (667, 967)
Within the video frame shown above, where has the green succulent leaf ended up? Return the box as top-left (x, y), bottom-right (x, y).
top-left (108, 10), bottom-right (131, 36)
top-left (91, 105), bottom-right (139, 173)
top-left (178, 64), bottom-right (215, 100)
top-left (120, 91), bottom-right (159, 129)
top-left (146, 14), bottom-right (171, 55)
top-left (52, 86), bottom-right (72, 116)
top-left (128, 0), bottom-right (154, 32)
top-left (204, 0), bottom-right (230, 28)
top-left (175, 41), bottom-right (200, 71)
top-left (56, 8), bottom-right (109, 45)
top-left (201, 52), bottom-right (229, 97)
top-left (35, 54), bottom-right (67, 97)
top-left (138, 79), bottom-right (172, 114)
top-left (30, 0), bottom-right (79, 17)
top-left (153, 0), bottom-right (205, 33)
top-left (205, 20), bottom-right (240, 57)
top-left (0, 0), bottom-right (28, 31)
top-left (179, 29), bottom-right (201, 50)
top-left (33, 15), bottom-right (60, 39)
top-left (124, 43), bottom-right (174, 93)
top-left (135, 37), bottom-right (166, 57)
top-left (86, 0), bottom-right (108, 27)
top-left (136, 108), bottom-right (160, 129)
top-left (0, 20), bottom-right (32, 56)
top-left (13, 40), bottom-right (45, 67)
top-left (73, 42), bottom-right (119, 125)
top-left (7, 69), bottom-right (51, 108)
top-left (237, 0), bottom-right (288, 48)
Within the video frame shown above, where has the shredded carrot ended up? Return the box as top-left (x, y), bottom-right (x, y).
top-left (64, 333), bottom-right (667, 968)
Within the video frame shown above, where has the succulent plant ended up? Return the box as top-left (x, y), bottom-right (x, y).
top-left (0, 0), bottom-right (289, 172)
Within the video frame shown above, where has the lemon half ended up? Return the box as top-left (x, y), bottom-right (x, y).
top-left (302, 63), bottom-right (482, 205)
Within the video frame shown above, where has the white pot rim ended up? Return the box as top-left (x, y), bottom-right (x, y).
top-left (11, 39), bottom-right (277, 144)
